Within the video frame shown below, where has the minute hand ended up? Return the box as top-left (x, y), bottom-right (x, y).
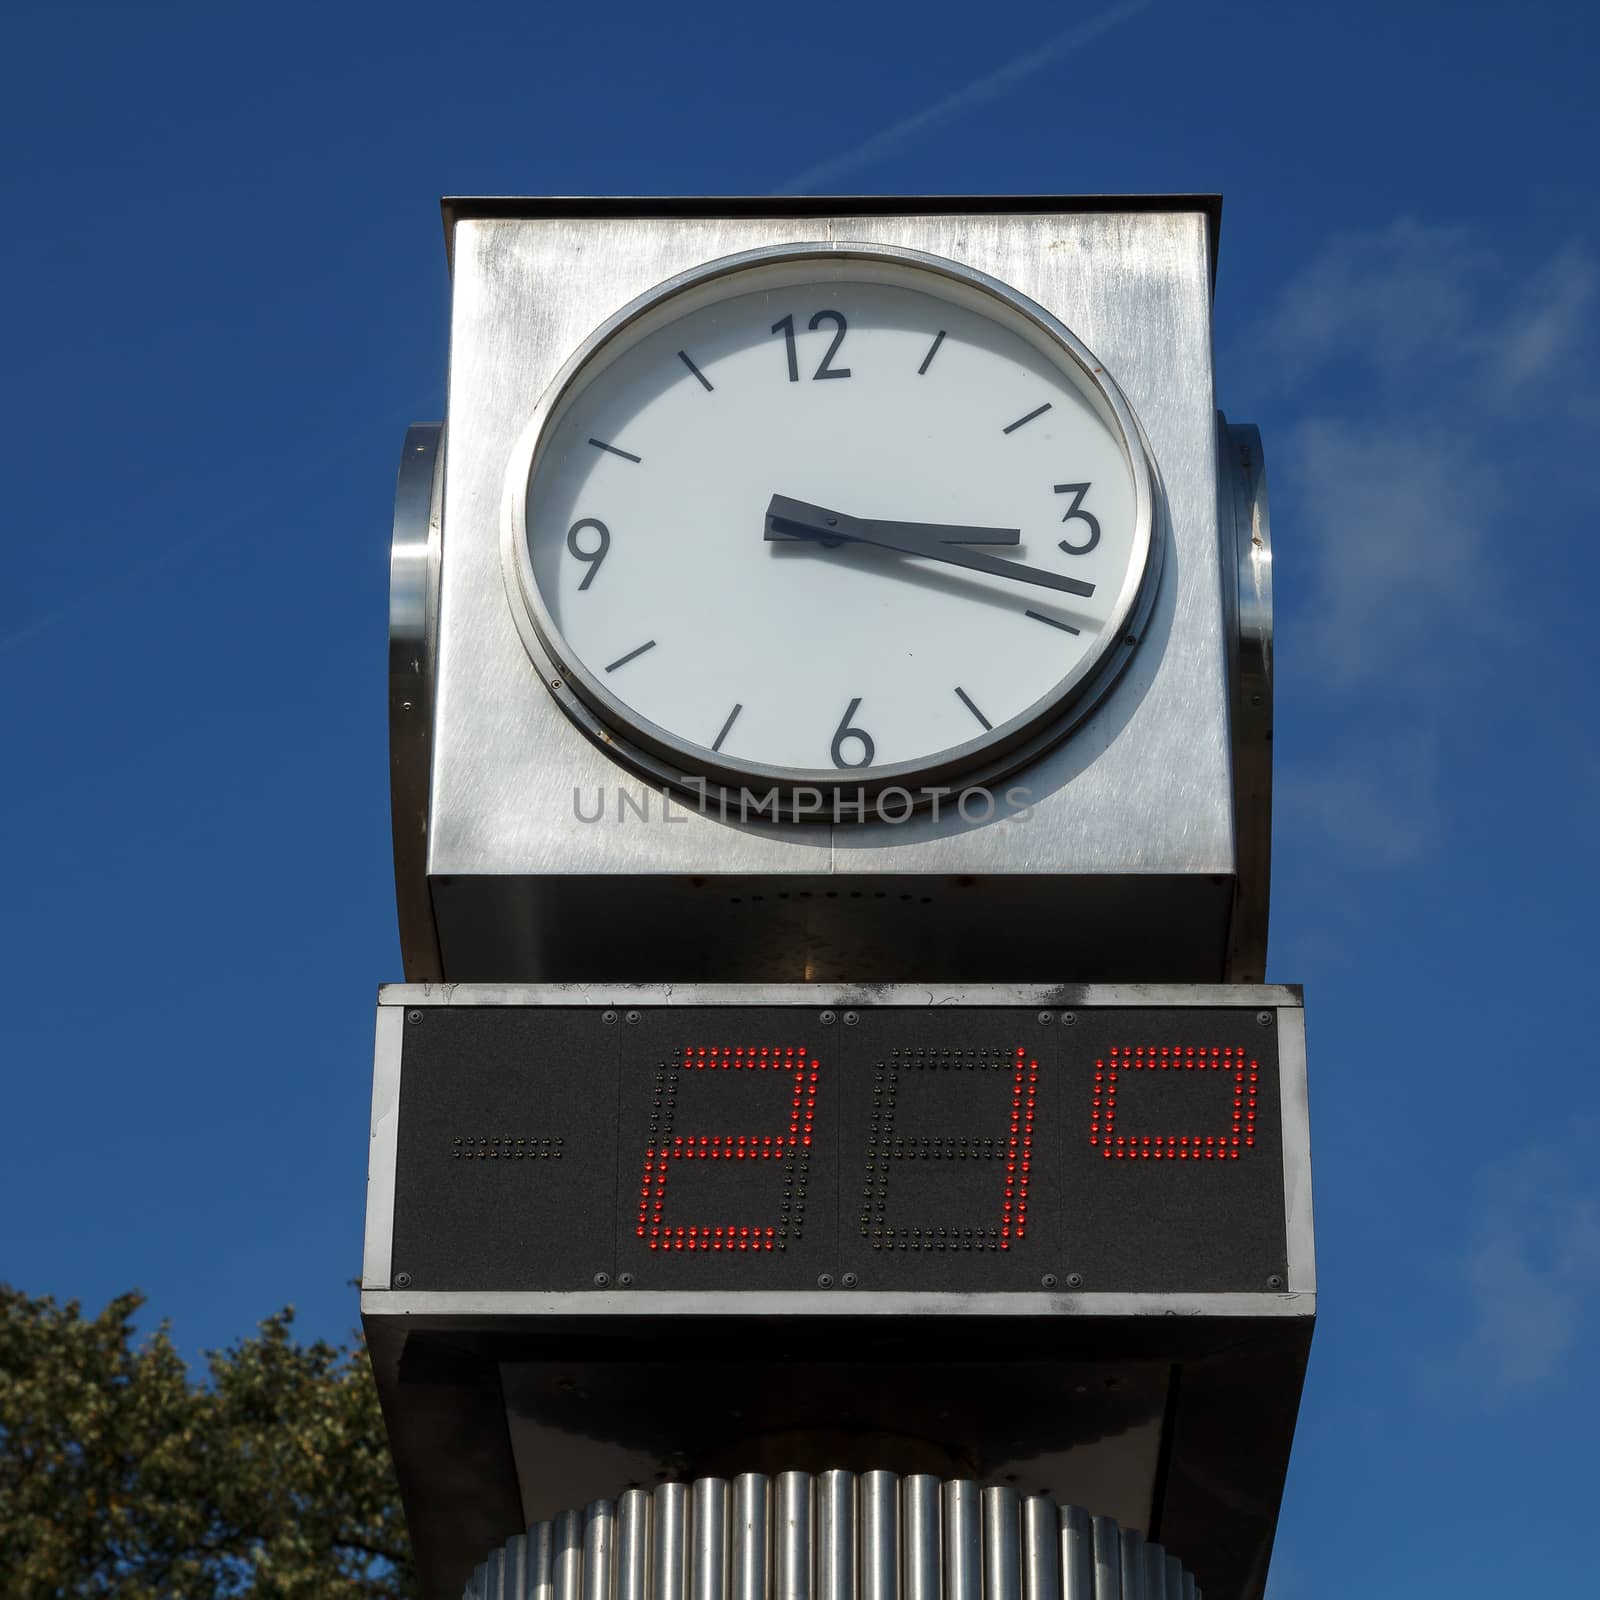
top-left (764, 494), bottom-right (1095, 599)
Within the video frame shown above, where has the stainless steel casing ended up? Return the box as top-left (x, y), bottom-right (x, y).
top-left (412, 199), bottom-right (1257, 983)
top-left (361, 983), bottom-right (1312, 1600)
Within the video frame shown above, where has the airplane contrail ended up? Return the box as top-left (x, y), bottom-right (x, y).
top-left (775, 0), bottom-right (1155, 195)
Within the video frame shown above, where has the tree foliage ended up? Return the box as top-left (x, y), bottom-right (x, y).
top-left (0, 1286), bottom-right (416, 1599)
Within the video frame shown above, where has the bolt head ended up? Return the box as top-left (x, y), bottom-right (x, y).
top-left (593, 1272), bottom-right (612, 1288)
top-left (820, 1010), bottom-right (837, 1025)
top-left (1065, 1272), bottom-right (1083, 1289)
top-left (843, 1010), bottom-right (859, 1026)
top-left (1041, 1273), bottom-right (1058, 1289)
top-left (1257, 1010), bottom-right (1273, 1026)
top-left (817, 1273), bottom-right (834, 1288)
top-left (406, 1009), bottom-right (424, 1024)
top-left (1037, 1010), bottom-right (1053, 1024)
top-left (625, 1009), bottom-right (641, 1024)
top-left (1267, 1273), bottom-right (1285, 1290)
top-left (1061, 1011), bottom-right (1077, 1026)
top-left (841, 1272), bottom-right (858, 1288)
top-left (393, 1271), bottom-right (412, 1288)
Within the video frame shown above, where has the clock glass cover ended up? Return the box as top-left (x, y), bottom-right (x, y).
top-left (506, 244), bottom-right (1158, 807)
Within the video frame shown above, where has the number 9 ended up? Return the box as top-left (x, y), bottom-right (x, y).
top-left (567, 518), bottom-right (611, 590)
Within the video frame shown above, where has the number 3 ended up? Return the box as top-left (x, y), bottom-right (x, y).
top-left (1054, 482), bottom-right (1101, 556)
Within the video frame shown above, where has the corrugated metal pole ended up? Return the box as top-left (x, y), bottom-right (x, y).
top-left (465, 1472), bottom-right (1203, 1600)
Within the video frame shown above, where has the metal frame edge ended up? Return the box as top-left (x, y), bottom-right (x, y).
top-left (1277, 1007), bottom-right (1316, 1297)
top-left (361, 1288), bottom-right (1315, 1320)
top-left (439, 196), bottom-right (1224, 290)
top-left (375, 982), bottom-right (1303, 1008)
top-left (363, 1005), bottom-right (406, 1289)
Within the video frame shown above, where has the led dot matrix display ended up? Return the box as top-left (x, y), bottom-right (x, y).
top-left (391, 1005), bottom-right (1289, 1294)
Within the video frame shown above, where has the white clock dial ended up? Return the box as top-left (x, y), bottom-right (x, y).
top-left (507, 245), bottom-right (1158, 804)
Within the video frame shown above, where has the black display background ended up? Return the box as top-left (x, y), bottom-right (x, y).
top-left (390, 1007), bottom-right (1287, 1294)
top-left (390, 1008), bottom-right (620, 1292)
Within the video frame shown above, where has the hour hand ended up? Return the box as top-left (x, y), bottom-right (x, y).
top-left (764, 494), bottom-right (1095, 599)
top-left (764, 494), bottom-right (1021, 549)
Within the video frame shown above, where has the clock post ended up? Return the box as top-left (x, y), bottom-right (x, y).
top-left (363, 197), bottom-right (1308, 1600)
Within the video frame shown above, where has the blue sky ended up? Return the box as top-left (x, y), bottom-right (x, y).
top-left (3, 1), bottom-right (1597, 1594)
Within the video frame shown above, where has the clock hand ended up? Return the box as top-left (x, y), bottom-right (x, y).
top-left (764, 494), bottom-right (1095, 599)
top-left (766, 494), bottom-right (1020, 548)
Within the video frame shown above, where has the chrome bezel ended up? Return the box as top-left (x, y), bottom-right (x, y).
top-left (501, 241), bottom-right (1163, 819)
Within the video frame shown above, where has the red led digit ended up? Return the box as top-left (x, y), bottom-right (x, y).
top-left (1095, 1047), bottom-right (1260, 1164)
top-left (638, 1044), bottom-right (817, 1254)
top-left (864, 1048), bottom-right (1036, 1254)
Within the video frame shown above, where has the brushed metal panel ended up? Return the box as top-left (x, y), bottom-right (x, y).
top-left (426, 205), bottom-right (1236, 980)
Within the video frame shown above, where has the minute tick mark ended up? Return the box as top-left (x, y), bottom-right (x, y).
top-left (917, 330), bottom-right (947, 375)
top-left (1002, 402), bottom-right (1052, 434)
top-left (1025, 609), bottom-right (1082, 635)
top-left (677, 350), bottom-right (714, 391)
top-left (588, 438), bottom-right (641, 463)
top-left (954, 687), bottom-right (992, 731)
top-left (605, 640), bottom-right (657, 673)
top-left (711, 703), bottom-right (742, 753)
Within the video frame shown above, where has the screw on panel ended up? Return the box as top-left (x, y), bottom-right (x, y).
top-left (820, 1011), bottom-right (837, 1025)
top-left (618, 1273), bottom-right (634, 1288)
top-left (1267, 1274), bottom-right (1285, 1290)
top-left (1061, 1012), bottom-right (1077, 1026)
top-left (602, 1010), bottom-right (619, 1025)
top-left (841, 1272), bottom-right (858, 1288)
top-left (1257, 1011), bottom-right (1273, 1026)
top-left (406, 1010), bottom-right (424, 1024)
top-left (593, 1272), bottom-right (612, 1288)
top-left (1041, 1274), bottom-right (1058, 1289)
top-left (1037, 1011), bottom-right (1053, 1025)
top-left (625, 1010), bottom-right (641, 1025)
top-left (393, 1272), bottom-right (412, 1288)
top-left (817, 1273), bottom-right (834, 1288)
top-left (1065, 1272), bottom-right (1083, 1288)
top-left (843, 1011), bottom-right (859, 1026)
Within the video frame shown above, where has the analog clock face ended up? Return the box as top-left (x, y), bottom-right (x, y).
top-left (507, 245), bottom-right (1158, 805)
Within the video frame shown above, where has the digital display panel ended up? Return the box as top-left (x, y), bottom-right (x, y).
top-left (389, 1006), bottom-right (1288, 1295)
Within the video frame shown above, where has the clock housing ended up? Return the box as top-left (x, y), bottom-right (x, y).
top-left (397, 197), bottom-right (1271, 985)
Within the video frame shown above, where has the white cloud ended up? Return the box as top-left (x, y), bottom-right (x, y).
top-left (1277, 732), bottom-right (1439, 865)
top-left (1454, 1134), bottom-right (1600, 1387)
top-left (1256, 222), bottom-right (1595, 862)
top-left (1491, 245), bottom-right (1596, 393)
top-left (1257, 222), bottom-right (1595, 695)
top-left (1257, 220), bottom-right (1488, 391)
top-left (1283, 420), bottom-right (1494, 687)
top-left (1256, 221), bottom-right (1595, 403)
